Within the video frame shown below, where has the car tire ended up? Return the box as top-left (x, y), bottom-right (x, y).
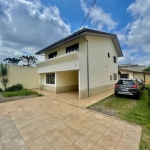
top-left (136, 93), bottom-right (140, 100)
top-left (115, 93), bottom-right (118, 96)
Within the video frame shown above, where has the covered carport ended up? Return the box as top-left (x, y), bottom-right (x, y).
top-left (55, 70), bottom-right (79, 94)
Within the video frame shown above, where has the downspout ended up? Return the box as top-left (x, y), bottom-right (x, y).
top-left (77, 34), bottom-right (89, 97)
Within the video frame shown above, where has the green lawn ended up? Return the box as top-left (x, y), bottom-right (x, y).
top-left (87, 87), bottom-right (150, 150)
top-left (2, 89), bottom-right (43, 97)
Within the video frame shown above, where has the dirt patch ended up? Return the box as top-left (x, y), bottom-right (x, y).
top-left (0, 93), bottom-right (38, 103)
top-left (90, 104), bottom-right (116, 117)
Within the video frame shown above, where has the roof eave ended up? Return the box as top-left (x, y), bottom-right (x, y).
top-left (35, 28), bottom-right (123, 57)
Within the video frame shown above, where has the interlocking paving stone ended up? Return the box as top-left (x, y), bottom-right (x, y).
top-left (0, 145), bottom-right (3, 150)
top-left (0, 90), bottom-right (142, 150)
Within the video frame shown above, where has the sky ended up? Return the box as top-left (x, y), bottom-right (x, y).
top-left (0, 0), bottom-right (150, 66)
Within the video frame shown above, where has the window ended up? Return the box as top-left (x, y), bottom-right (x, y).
top-left (108, 53), bottom-right (110, 57)
top-left (113, 56), bottom-right (116, 63)
top-left (113, 73), bottom-right (117, 80)
top-left (120, 74), bottom-right (129, 78)
top-left (117, 80), bottom-right (134, 85)
top-left (66, 43), bottom-right (79, 53)
top-left (49, 52), bottom-right (57, 59)
top-left (110, 75), bottom-right (112, 80)
top-left (46, 73), bottom-right (55, 84)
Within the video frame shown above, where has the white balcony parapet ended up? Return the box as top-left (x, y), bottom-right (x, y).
top-left (36, 52), bottom-right (79, 73)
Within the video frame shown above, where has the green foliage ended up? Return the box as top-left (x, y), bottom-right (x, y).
top-left (19, 55), bottom-right (37, 66)
top-left (0, 63), bottom-right (9, 91)
top-left (0, 63), bottom-right (8, 77)
top-left (143, 66), bottom-right (150, 72)
top-left (6, 84), bottom-right (23, 92)
top-left (37, 93), bottom-right (44, 97)
top-left (87, 88), bottom-right (150, 150)
top-left (4, 57), bottom-right (20, 65)
top-left (0, 88), bottom-right (3, 92)
top-left (1, 78), bottom-right (8, 91)
top-left (2, 89), bottom-right (41, 97)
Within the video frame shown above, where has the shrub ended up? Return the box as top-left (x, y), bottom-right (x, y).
top-left (3, 89), bottom-right (38, 97)
top-left (0, 88), bottom-right (3, 92)
top-left (6, 84), bottom-right (23, 92)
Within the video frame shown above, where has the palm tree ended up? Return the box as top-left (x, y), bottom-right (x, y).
top-left (0, 63), bottom-right (8, 91)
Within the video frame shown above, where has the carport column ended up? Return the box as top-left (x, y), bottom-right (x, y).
top-left (55, 72), bottom-right (57, 94)
top-left (39, 73), bottom-right (43, 90)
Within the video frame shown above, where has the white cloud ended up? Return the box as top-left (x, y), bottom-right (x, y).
top-left (0, 0), bottom-right (71, 63)
top-left (117, 0), bottom-right (150, 66)
top-left (80, 0), bottom-right (117, 31)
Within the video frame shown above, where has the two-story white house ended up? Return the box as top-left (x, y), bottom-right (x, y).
top-left (36, 28), bottom-right (123, 99)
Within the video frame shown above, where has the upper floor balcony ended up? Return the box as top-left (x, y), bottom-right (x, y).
top-left (36, 51), bottom-right (79, 73)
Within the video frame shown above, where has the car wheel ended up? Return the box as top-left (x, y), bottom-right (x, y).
top-left (115, 93), bottom-right (118, 96)
top-left (136, 93), bottom-right (140, 100)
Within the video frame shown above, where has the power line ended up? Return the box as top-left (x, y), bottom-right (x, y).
top-left (80, 0), bottom-right (97, 28)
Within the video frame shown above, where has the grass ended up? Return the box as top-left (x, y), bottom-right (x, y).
top-left (2, 89), bottom-right (43, 97)
top-left (87, 87), bottom-right (150, 150)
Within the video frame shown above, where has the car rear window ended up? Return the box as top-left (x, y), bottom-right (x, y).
top-left (117, 80), bottom-right (135, 85)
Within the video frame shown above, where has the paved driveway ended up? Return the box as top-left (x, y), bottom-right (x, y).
top-left (34, 89), bottom-right (114, 108)
top-left (0, 90), bottom-right (141, 150)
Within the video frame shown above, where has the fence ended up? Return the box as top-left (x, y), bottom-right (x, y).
top-left (0, 65), bottom-right (39, 90)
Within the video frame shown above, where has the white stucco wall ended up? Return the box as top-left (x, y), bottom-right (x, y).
top-left (37, 55), bottom-right (79, 73)
top-left (56, 71), bottom-right (78, 87)
top-left (0, 65), bottom-right (39, 90)
top-left (86, 35), bottom-right (118, 88)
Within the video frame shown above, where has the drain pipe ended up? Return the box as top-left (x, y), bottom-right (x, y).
top-left (78, 35), bottom-right (89, 97)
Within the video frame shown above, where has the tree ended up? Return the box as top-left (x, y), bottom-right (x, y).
top-left (143, 66), bottom-right (150, 72)
top-left (4, 57), bottom-right (20, 65)
top-left (19, 55), bottom-right (37, 66)
top-left (0, 63), bottom-right (8, 91)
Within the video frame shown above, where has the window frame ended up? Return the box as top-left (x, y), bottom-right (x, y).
top-left (48, 52), bottom-right (57, 59)
top-left (46, 73), bottom-right (55, 84)
top-left (113, 73), bottom-right (117, 80)
top-left (110, 75), bottom-right (112, 80)
top-left (113, 56), bottom-right (116, 63)
top-left (66, 43), bottom-right (79, 53)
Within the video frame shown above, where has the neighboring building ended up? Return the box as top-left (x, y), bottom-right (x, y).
top-left (119, 64), bottom-right (146, 71)
top-left (36, 28), bottom-right (123, 99)
top-left (119, 68), bottom-right (150, 84)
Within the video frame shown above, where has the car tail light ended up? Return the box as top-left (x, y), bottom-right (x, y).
top-left (131, 85), bottom-right (138, 88)
top-left (115, 84), bottom-right (120, 88)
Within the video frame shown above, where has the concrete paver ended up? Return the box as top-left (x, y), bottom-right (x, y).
top-left (0, 90), bottom-right (142, 150)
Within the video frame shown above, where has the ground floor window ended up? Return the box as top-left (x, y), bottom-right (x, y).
top-left (113, 73), bottom-right (117, 80)
top-left (46, 73), bottom-right (55, 84)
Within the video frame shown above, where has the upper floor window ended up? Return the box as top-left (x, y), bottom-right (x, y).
top-left (66, 43), bottom-right (79, 53)
top-left (46, 73), bottom-right (55, 84)
top-left (49, 52), bottom-right (57, 59)
top-left (113, 56), bottom-right (116, 63)
top-left (108, 53), bottom-right (110, 57)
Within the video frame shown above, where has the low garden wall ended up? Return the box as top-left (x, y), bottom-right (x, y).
top-left (0, 65), bottom-right (39, 90)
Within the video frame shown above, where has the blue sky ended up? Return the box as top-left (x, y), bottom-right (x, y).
top-left (0, 0), bottom-right (150, 66)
